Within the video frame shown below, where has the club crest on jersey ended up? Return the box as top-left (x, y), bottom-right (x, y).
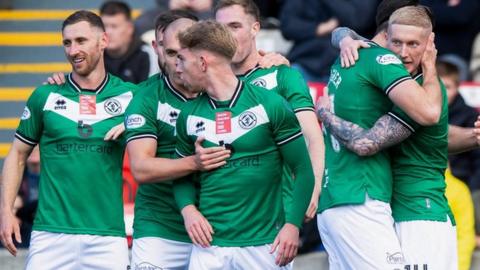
top-left (376, 54), bottom-right (402, 65)
top-left (21, 106), bottom-right (31, 120)
top-left (251, 78), bottom-right (266, 88)
top-left (104, 98), bottom-right (122, 116)
top-left (238, 111), bottom-right (257, 129)
top-left (54, 97), bottom-right (67, 110)
top-left (125, 114), bottom-right (145, 129)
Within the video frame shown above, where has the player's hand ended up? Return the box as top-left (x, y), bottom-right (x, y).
top-left (474, 116), bottom-right (480, 146)
top-left (0, 210), bottom-right (22, 256)
top-left (339, 36), bottom-right (370, 68)
top-left (315, 87), bottom-right (331, 120)
top-left (194, 137), bottom-right (230, 171)
top-left (104, 123), bottom-right (125, 141)
top-left (258, 50), bottom-right (290, 68)
top-left (44, 72), bottom-right (66, 85)
top-left (421, 33), bottom-right (437, 73)
top-left (304, 188), bottom-right (320, 222)
top-left (270, 223), bottom-right (299, 266)
top-left (181, 205), bottom-right (214, 247)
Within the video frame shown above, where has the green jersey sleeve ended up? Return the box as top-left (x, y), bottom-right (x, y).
top-left (269, 96), bottom-right (303, 146)
top-left (15, 86), bottom-right (49, 145)
top-left (277, 65), bottom-right (314, 113)
top-left (124, 88), bottom-right (159, 143)
top-left (366, 49), bottom-right (412, 95)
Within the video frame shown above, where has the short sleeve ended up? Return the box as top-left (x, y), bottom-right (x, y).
top-left (268, 95), bottom-right (303, 147)
top-left (367, 50), bottom-right (412, 96)
top-left (278, 66), bottom-right (315, 113)
top-left (124, 88), bottom-right (159, 143)
top-left (15, 88), bottom-right (47, 146)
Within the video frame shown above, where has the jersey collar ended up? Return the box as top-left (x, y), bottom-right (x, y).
top-left (67, 72), bottom-right (109, 95)
top-left (413, 72), bottom-right (423, 81)
top-left (164, 75), bottom-right (193, 102)
top-left (236, 64), bottom-right (261, 79)
top-left (208, 79), bottom-right (243, 109)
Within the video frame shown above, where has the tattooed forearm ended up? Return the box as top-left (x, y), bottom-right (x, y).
top-left (331, 27), bottom-right (368, 49)
top-left (318, 109), bottom-right (412, 156)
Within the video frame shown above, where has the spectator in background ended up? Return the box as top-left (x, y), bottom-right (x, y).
top-left (100, 1), bottom-right (158, 83)
top-left (280, 0), bottom-right (378, 82)
top-left (134, 0), bottom-right (216, 40)
top-left (445, 168), bottom-right (476, 270)
top-left (437, 60), bottom-right (480, 191)
top-left (420, 0), bottom-right (479, 69)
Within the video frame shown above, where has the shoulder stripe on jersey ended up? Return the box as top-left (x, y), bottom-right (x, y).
top-left (68, 73), bottom-right (109, 94)
top-left (387, 112), bottom-right (415, 133)
top-left (126, 134), bottom-right (158, 143)
top-left (175, 148), bottom-right (187, 158)
top-left (208, 80), bottom-right (244, 109)
top-left (294, 107), bottom-right (315, 113)
top-left (164, 75), bottom-right (189, 102)
top-left (385, 76), bottom-right (411, 96)
top-left (15, 132), bottom-right (38, 146)
top-left (276, 131), bottom-right (303, 146)
top-left (413, 73), bottom-right (423, 81)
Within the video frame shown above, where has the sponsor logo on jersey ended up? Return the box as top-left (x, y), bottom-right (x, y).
top-left (21, 106), bottom-right (31, 120)
top-left (104, 98), bottom-right (122, 116)
top-left (77, 120), bottom-right (93, 138)
top-left (222, 155), bottom-right (259, 168)
top-left (215, 112), bottom-right (232, 134)
top-left (238, 111), bottom-right (257, 129)
top-left (195, 121), bottom-right (205, 133)
top-left (376, 54), bottom-right (402, 65)
top-left (125, 114), bottom-right (146, 129)
top-left (386, 252), bottom-right (405, 264)
top-left (54, 98), bottom-right (67, 110)
top-left (56, 142), bottom-right (113, 154)
top-left (134, 262), bottom-right (163, 270)
top-left (251, 78), bottom-right (266, 87)
top-left (79, 95), bottom-right (96, 115)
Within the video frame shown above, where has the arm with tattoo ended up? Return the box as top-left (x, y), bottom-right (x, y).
top-left (317, 108), bottom-right (412, 156)
top-left (331, 27), bottom-right (368, 49)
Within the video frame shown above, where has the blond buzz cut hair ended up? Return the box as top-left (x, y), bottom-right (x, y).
top-left (388, 5), bottom-right (433, 32)
top-left (178, 20), bottom-right (237, 60)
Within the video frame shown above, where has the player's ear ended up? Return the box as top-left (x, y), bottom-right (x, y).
top-left (199, 55), bottom-right (207, 72)
top-left (100, 31), bottom-right (108, 50)
top-left (251, 21), bottom-right (260, 37)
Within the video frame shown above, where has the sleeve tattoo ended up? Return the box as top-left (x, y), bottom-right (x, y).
top-left (317, 108), bottom-right (412, 156)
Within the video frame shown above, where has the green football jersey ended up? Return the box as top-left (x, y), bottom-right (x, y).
top-left (318, 43), bottom-right (412, 213)
top-left (389, 74), bottom-right (452, 223)
top-left (238, 64), bottom-right (314, 214)
top-left (124, 74), bottom-right (192, 242)
top-left (16, 73), bottom-right (136, 236)
top-left (238, 64), bottom-right (314, 113)
top-left (175, 81), bottom-right (310, 246)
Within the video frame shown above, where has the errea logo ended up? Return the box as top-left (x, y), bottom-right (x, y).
top-left (376, 54), bottom-right (402, 65)
top-left (195, 121), bottom-right (205, 133)
top-left (125, 114), bottom-right (145, 129)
